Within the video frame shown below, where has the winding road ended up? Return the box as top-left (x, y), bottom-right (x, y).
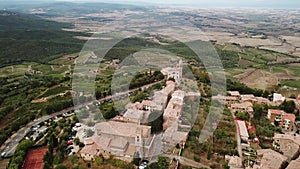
top-left (0, 80), bottom-right (163, 158)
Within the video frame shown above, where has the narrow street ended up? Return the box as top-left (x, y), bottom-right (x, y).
top-left (231, 111), bottom-right (243, 158)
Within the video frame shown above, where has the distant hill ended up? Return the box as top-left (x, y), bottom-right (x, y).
top-left (0, 2), bottom-right (147, 17)
top-left (0, 11), bottom-right (87, 67)
top-left (0, 10), bottom-right (72, 30)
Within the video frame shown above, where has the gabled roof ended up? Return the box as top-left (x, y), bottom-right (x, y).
top-left (93, 136), bottom-right (111, 151)
top-left (257, 149), bottom-right (288, 169)
top-left (110, 137), bottom-right (129, 150)
top-left (228, 91), bottom-right (240, 96)
top-left (268, 109), bottom-right (285, 115)
top-left (123, 109), bottom-right (144, 122)
top-left (274, 134), bottom-right (300, 145)
top-left (80, 143), bottom-right (99, 156)
top-left (95, 121), bottom-right (151, 138)
top-left (284, 113), bottom-right (296, 123)
top-left (231, 102), bottom-right (253, 109)
top-left (236, 120), bottom-right (249, 138)
top-left (286, 156), bottom-right (300, 169)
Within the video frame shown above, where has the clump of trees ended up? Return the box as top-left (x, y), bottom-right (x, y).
top-left (129, 70), bottom-right (165, 89)
top-left (146, 156), bottom-right (169, 169)
top-left (43, 134), bottom-right (58, 169)
top-left (99, 101), bottom-right (118, 119)
top-left (227, 79), bottom-right (270, 97)
top-left (280, 100), bottom-right (296, 114)
top-left (252, 104), bottom-right (278, 139)
top-left (8, 140), bottom-right (33, 169)
top-left (43, 116), bottom-right (78, 169)
top-left (236, 111), bottom-right (250, 121)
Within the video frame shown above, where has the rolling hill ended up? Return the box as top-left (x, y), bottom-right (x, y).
top-left (0, 10), bottom-right (87, 67)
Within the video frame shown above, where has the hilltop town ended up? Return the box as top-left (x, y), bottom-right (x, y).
top-left (73, 59), bottom-right (201, 167)
top-left (0, 1), bottom-right (300, 169)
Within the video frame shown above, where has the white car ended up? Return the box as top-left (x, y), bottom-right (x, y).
top-left (138, 162), bottom-right (148, 169)
top-left (72, 127), bottom-right (78, 131)
top-left (1, 152), bottom-right (6, 157)
top-left (138, 165), bottom-right (146, 169)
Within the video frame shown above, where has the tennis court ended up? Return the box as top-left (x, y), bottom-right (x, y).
top-left (22, 147), bottom-right (48, 169)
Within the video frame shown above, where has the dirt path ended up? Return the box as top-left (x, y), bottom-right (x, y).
top-left (165, 154), bottom-right (211, 169)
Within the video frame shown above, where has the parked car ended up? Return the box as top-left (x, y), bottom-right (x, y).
top-left (65, 146), bottom-right (73, 151)
top-left (67, 141), bottom-right (73, 145)
top-left (1, 152), bottom-right (6, 157)
top-left (139, 160), bottom-right (149, 169)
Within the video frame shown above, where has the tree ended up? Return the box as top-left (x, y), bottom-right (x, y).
top-left (290, 94), bottom-right (296, 99)
top-left (95, 156), bottom-right (103, 166)
top-left (55, 164), bottom-right (67, 169)
top-left (86, 162), bottom-right (91, 168)
top-left (53, 151), bottom-right (64, 164)
top-left (157, 156), bottom-right (169, 169)
top-left (72, 165), bottom-right (85, 169)
top-left (236, 111), bottom-right (249, 121)
top-left (253, 104), bottom-right (267, 119)
top-left (70, 154), bottom-right (78, 164)
top-left (167, 77), bottom-right (175, 82)
top-left (281, 100), bottom-right (296, 113)
top-left (74, 137), bottom-right (80, 145)
top-left (43, 151), bottom-right (53, 169)
top-left (207, 146), bottom-right (212, 160)
top-left (49, 134), bottom-right (58, 152)
top-left (8, 140), bottom-right (33, 169)
top-left (147, 162), bottom-right (160, 169)
top-left (133, 152), bottom-right (141, 166)
top-left (103, 106), bottom-right (118, 119)
top-left (43, 163), bottom-right (52, 169)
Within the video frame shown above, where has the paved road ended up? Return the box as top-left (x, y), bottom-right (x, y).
top-left (0, 80), bottom-right (163, 158)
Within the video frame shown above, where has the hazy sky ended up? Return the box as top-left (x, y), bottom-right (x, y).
top-left (63, 0), bottom-right (300, 7)
top-left (1, 0), bottom-right (300, 8)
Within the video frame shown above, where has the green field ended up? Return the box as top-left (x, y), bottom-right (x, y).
top-left (280, 80), bottom-right (300, 89)
top-left (40, 85), bottom-right (70, 98)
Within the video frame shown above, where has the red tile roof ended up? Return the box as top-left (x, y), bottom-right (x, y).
top-left (284, 113), bottom-right (296, 123)
top-left (269, 109), bottom-right (285, 115)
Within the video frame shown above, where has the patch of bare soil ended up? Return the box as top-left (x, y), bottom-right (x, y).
top-left (235, 69), bottom-right (278, 90)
